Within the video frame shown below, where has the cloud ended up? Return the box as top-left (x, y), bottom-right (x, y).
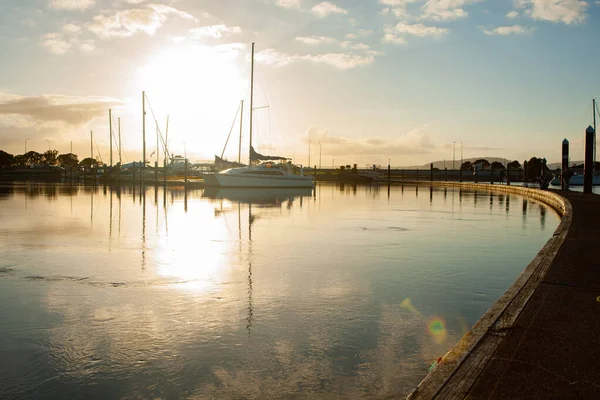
top-left (189, 24), bottom-right (242, 39)
top-left (311, 2), bottom-right (348, 18)
top-left (295, 36), bottom-right (338, 45)
top-left (79, 40), bottom-right (96, 52)
top-left (148, 4), bottom-right (197, 21)
top-left (341, 41), bottom-right (370, 50)
top-left (481, 25), bottom-right (534, 35)
top-left (515, 0), bottom-right (588, 24)
top-left (345, 29), bottom-right (373, 39)
top-left (379, 0), bottom-right (421, 20)
top-left (304, 126), bottom-right (438, 157)
top-left (41, 33), bottom-right (71, 54)
top-left (49, 0), bottom-right (95, 10)
top-left (0, 93), bottom-right (122, 125)
top-left (506, 10), bottom-right (519, 18)
top-left (256, 49), bottom-right (376, 70)
top-left (383, 33), bottom-right (407, 44)
top-left (88, 4), bottom-right (196, 39)
top-left (275, 0), bottom-right (302, 8)
top-left (389, 22), bottom-right (448, 36)
top-left (383, 22), bottom-right (448, 43)
top-left (422, 0), bottom-right (480, 21)
top-left (61, 23), bottom-right (82, 34)
top-left (41, 23), bottom-right (95, 55)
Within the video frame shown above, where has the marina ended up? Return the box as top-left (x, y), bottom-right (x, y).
top-left (0, 181), bottom-right (559, 399)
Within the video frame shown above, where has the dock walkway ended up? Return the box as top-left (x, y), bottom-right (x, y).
top-left (409, 189), bottom-right (600, 399)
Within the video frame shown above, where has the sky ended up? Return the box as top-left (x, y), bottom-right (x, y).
top-left (0, 0), bottom-right (599, 167)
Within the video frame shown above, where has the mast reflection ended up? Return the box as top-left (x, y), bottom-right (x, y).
top-left (203, 187), bottom-right (313, 337)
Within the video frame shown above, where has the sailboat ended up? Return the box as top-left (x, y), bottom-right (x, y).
top-left (203, 43), bottom-right (314, 189)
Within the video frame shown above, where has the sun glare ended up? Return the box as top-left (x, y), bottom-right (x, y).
top-left (137, 44), bottom-right (248, 160)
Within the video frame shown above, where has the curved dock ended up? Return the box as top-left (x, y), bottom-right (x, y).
top-left (407, 185), bottom-right (599, 399)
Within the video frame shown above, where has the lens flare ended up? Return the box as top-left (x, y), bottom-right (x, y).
top-left (427, 317), bottom-right (447, 344)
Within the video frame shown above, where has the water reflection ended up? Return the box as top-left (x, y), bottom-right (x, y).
top-left (0, 182), bottom-right (561, 399)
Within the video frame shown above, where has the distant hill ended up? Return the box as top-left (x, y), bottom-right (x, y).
top-left (402, 157), bottom-right (521, 170)
top-left (547, 161), bottom-right (584, 170)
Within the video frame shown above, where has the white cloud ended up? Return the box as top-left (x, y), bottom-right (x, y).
top-left (296, 36), bottom-right (338, 45)
top-left (345, 29), bottom-right (373, 39)
top-left (481, 25), bottom-right (534, 35)
top-left (304, 125), bottom-right (438, 157)
top-left (341, 41), bottom-right (370, 50)
top-left (383, 33), bottom-right (407, 44)
top-left (379, 0), bottom-right (421, 20)
top-left (80, 41), bottom-right (96, 52)
top-left (256, 49), bottom-right (376, 70)
top-left (49, 0), bottom-right (95, 10)
top-left (61, 23), bottom-right (81, 34)
top-left (125, 0), bottom-right (147, 3)
top-left (275, 0), bottom-right (302, 8)
top-left (88, 4), bottom-right (196, 39)
top-left (506, 10), bottom-right (519, 18)
top-left (41, 33), bottom-right (71, 54)
top-left (148, 4), bottom-right (197, 21)
top-left (189, 24), bottom-right (242, 39)
top-left (311, 2), bottom-right (348, 18)
top-left (515, 0), bottom-right (588, 24)
top-left (386, 22), bottom-right (448, 37)
top-left (422, 0), bottom-right (479, 21)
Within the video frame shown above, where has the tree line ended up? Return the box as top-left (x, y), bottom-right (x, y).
top-left (460, 159), bottom-right (522, 171)
top-left (0, 150), bottom-right (100, 170)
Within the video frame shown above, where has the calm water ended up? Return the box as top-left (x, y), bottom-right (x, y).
top-left (0, 182), bottom-right (560, 399)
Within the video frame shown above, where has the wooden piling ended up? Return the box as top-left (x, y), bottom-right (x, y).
top-left (584, 126), bottom-right (595, 194)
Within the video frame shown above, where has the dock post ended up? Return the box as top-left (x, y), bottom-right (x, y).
top-left (430, 163), bottom-right (433, 182)
top-left (444, 167), bottom-right (447, 181)
top-left (584, 126), bottom-right (595, 194)
top-left (163, 159), bottom-right (167, 187)
top-left (562, 139), bottom-right (569, 190)
top-left (490, 166), bottom-right (494, 184)
top-left (506, 164), bottom-right (511, 186)
top-left (459, 167), bottom-right (462, 183)
top-left (388, 163), bottom-right (391, 184)
top-left (154, 161), bottom-right (158, 184)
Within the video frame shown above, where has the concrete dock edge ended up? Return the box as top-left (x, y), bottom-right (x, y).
top-left (401, 182), bottom-right (572, 399)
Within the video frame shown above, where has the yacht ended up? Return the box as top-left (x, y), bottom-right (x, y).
top-left (204, 42), bottom-right (314, 189)
top-left (203, 161), bottom-right (313, 188)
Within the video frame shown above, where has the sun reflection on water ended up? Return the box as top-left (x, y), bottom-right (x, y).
top-left (155, 200), bottom-right (232, 293)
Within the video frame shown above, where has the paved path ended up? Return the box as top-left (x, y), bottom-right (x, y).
top-left (409, 189), bottom-right (600, 399)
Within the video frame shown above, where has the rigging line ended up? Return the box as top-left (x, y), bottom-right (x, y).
top-left (221, 102), bottom-right (242, 159)
top-left (110, 116), bottom-right (120, 159)
top-left (143, 94), bottom-right (170, 159)
top-left (94, 137), bottom-right (103, 164)
top-left (112, 116), bottom-right (129, 162)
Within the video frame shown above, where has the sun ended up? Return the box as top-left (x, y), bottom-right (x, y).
top-left (136, 43), bottom-right (249, 161)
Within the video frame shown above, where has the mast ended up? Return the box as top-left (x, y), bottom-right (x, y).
top-left (142, 91), bottom-right (146, 173)
top-left (165, 115), bottom-right (169, 163)
top-left (248, 43), bottom-right (255, 166)
top-left (109, 109), bottom-right (113, 166)
top-left (594, 98), bottom-right (597, 166)
top-left (118, 117), bottom-right (122, 164)
top-left (156, 120), bottom-right (159, 166)
top-left (90, 130), bottom-right (93, 160)
top-left (239, 100), bottom-right (244, 164)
